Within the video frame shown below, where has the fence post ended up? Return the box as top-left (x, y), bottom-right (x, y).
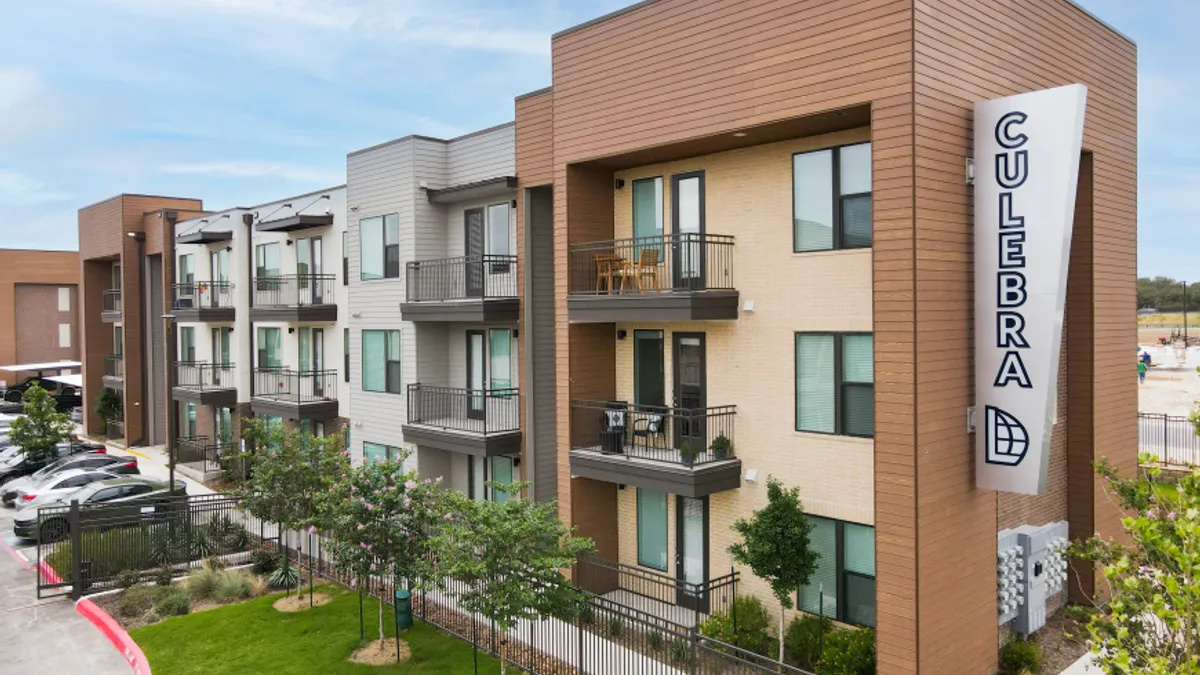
top-left (69, 499), bottom-right (82, 599)
top-left (577, 607), bottom-right (585, 675)
top-left (1164, 414), bottom-right (1169, 463)
top-left (690, 625), bottom-right (698, 675)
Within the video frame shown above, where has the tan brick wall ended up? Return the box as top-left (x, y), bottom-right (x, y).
top-left (603, 127), bottom-right (876, 621)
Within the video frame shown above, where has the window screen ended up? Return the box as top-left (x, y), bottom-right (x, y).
top-left (842, 335), bottom-right (874, 437)
top-left (796, 334), bottom-right (835, 433)
top-left (799, 516), bottom-right (838, 617)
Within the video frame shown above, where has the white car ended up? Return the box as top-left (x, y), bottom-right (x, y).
top-left (12, 467), bottom-right (121, 509)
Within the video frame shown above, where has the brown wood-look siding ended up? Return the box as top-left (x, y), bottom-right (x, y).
top-left (516, 90), bottom-right (554, 188)
top-left (913, 3), bottom-right (1135, 669)
top-left (0, 250), bottom-right (80, 375)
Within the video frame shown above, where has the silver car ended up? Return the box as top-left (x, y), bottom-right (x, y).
top-left (13, 475), bottom-right (186, 541)
top-left (11, 467), bottom-right (121, 509)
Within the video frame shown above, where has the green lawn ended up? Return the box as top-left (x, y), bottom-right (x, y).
top-left (130, 586), bottom-right (501, 674)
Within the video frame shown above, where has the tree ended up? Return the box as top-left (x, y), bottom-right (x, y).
top-left (238, 418), bottom-right (349, 597)
top-left (95, 387), bottom-right (122, 432)
top-left (9, 384), bottom-right (74, 464)
top-left (728, 477), bottom-right (819, 663)
top-left (1071, 455), bottom-right (1200, 674)
top-left (433, 484), bottom-right (595, 675)
top-left (327, 453), bottom-right (446, 651)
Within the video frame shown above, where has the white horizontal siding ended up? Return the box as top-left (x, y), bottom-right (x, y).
top-left (446, 124), bottom-right (515, 185)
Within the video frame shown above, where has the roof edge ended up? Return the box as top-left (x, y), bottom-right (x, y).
top-left (1062, 0), bottom-right (1135, 46)
top-left (553, 0), bottom-right (660, 39)
top-left (516, 86), bottom-right (553, 101)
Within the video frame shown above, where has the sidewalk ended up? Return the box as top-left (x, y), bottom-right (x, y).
top-left (100, 442), bottom-right (216, 497)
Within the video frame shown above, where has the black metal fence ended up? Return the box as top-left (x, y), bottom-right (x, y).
top-left (406, 254), bottom-right (519, 302)
top-left (1139, 412), bottom-right (1200, 466)
top-left (101, 288), bottom-right (121, 313)
top-left (406, 384), bottom-right (520, 435)
top-left (103, 355), bottom-right (123, 378)
top-left (252, 368), bottom-right (337, 404)
top-left (569, 233), bottom-right (736, 295)
top-left (253, 274), bottom-right (336, 307)
top-left (571, 400), bottom-right (737, 467)
top-left (177, 435), bottom-right (235, 474)
top-left (174, 280), bottom-right (233, 309)
top-left (177, 362), bottom-right (236, 390)
top-left (574, 554), bottom-right (738, 626)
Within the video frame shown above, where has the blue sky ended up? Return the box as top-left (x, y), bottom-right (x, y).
top-left (0, 0), bottom-right (1192, 279)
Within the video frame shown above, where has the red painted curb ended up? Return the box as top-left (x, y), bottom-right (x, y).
top-left (77, 597), bottom-right (152, 675)
top-left (37, 559), bottom-right (62, 585)
top-left (0, 536), bottom-right (32, 570)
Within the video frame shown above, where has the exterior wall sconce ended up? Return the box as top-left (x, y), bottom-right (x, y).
top-left (614, 178), bottom-right (625, 190)
top-left (617, 329), bottom-right (627, 340)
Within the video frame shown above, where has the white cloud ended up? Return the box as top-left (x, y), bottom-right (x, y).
top-left (0, 171), bottom-right (73, 206)
top-left (159, 161), bottom-right (343, 185)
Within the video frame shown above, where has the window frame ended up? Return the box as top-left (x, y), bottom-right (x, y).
top-left (636, 487), bottom-right (669, 572)
top-left (794, 332), bottom-right (874, 438)
top-left (361, 329), bottom-right (402, 394)
top-left (363, 441), bottom-right (402, 464)
top-left (797, 516), bottom-right (876, 628)
top-left (792, 142), bottom-right (873, 253)
top-left (358, 214), bottom-right (400, 281)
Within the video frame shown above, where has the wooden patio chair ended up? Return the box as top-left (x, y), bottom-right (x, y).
top-left (630, 247), bottom-right (661, 292)
top-left (594, 253), bottom-right (622, 294)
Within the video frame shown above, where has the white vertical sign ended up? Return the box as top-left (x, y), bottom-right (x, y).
top-left (975, 84), bottom-right (1088, 495)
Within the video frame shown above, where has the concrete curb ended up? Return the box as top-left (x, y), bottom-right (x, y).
top-left (76, 597), bottom-right (152, 675)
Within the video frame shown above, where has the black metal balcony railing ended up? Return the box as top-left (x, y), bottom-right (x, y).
top-left (570, 400), bottom-right (737, 466)
top-left (568, 233), bottom-right (735, 295)
top-left (177, 362), bottom-right (236, 390)
top-left (177, 435), bottom-right (235, 474)
top-left (252, 274), bottom-right (336, 307)
top-left (174, 281), bottom-right (233, 309)
top-left (406, 384), bottom-right (519, 435)
top-left (101, 289), bottom-right (121, 313)
top-left (405, 254), bottom-right (518, 302)
top-left (103, 355), bottom-right (124, 378)
top-left (573, 554), bottom-right (739, 625)
top-left (252, 368), bottom-right (337, 404)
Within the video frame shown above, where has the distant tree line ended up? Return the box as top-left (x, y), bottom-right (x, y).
top-left (1138, 276), bottom-right (1200, 311)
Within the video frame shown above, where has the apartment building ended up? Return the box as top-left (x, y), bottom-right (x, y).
top-left (345, 124), bottom-right (527, 500)
top-left (79, 194), bottom-right (206, 445)
top-left (0, 249), bottom-right (80, 392)
top-left (511, 1), bottom-right (1136, 673)
top-left (169, 188), bottom-right (349, 474)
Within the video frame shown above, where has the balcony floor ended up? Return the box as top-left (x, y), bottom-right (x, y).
top-left (403, 418), bottom-right (521, 457)
top-left (569, 445), bottom-right (741, 498)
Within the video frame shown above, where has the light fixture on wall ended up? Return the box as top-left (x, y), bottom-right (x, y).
top-left (732, 131), bottom-right (748, 138)
top-left (614, 178), bottom-right (625, 190)
top-left (225, 246), bottom-right (233, 252)
top-left (288, 327), bottom-right (295, 334)
top-left (616, 329), bottom-right (627, 340)
top-left (286, 239), bottom-right (293, 246)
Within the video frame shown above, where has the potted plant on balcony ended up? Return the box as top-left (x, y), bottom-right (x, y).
top-left (679, 441), bottom-right (701, 467)
top-left (710, 434), bottom-right (733, 460)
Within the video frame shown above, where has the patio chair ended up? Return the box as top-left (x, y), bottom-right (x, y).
top-left (600, 401), bottom-right (628, 454)
top-left (630, 247), bottom-right (661, 292)
top-left (594, 253), bottom-right (622, 294)
top-left (632, 407), bottom-right (667, 450)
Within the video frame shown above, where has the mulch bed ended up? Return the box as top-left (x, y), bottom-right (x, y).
top-left (1034, 609), bottom-right (1089, 674)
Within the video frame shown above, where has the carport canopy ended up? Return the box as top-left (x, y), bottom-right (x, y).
top-left (43, 374), bottom-right (83, 388)
top-left (0, 361), bottom-right (82, 373)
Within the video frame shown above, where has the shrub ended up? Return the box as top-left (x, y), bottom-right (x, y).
top-left (155, 590), bottom-right (190, 617)
top-left (213, 572), bottom-right (254, 602)
top-left (606, 616), bottom-right (623, 637)
top-left (251, 544), bottom-right (280, 576)
top-left (268, 561), bottom-right (299, 589)
top-left (114, 569), bottom-right (142, 591)
top-left (817, 628), bottom-right (875, 675)
top-left (699, 595), bottom-right (773, 656)
top-left (786, 613), bottom-right (833, 671)
top-left (186, 565), bottom-right (222, 601)
top-left (247, 574), bottom-right (269, 598)
top-left (670, 637), bottom-right (691, 664)
top-left (119, 585), bottom-right (159, 618)
top-left (647, 629), bottom-right (663, 651)
top-left (153, 565), bottom-right (175, 587)
top-left (998, 639), bottom-right (1042, 675)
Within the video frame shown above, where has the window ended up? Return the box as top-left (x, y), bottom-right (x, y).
top-left (212, 327), bottom-right (231, 366)
top-left (178, 253), bottom-right (194, 285)
top-left (636, 488), bottom-right (668, 571)
top-left (58, 287), bottom-right (71, 312)
top-left (632, 177), bottom-right (665, 260)
top-left (489, 329), bottom-right (512, 390)
top-left (299, 419), bottom-right (325, 438)
top-left (486, 203), bottom-right (511, 273)
top-left (795, 333), bottom-right (873, 437)
top-left (257, 327), bottom-right (281, 368)
top-left (793, 142), bottom-right (872, 252)
top-left (113, 326), bottom-right (123, 356)
top-left (111, 265), bottom-right (121, 291)
top-left (798, 517), bottom-right (876, 627)
top-left (211, 249), bottom-right (229, 283)
top-left (342, 231), bottom-right (349, 285)
top-left (361, 329), bottom-right (401, 393)
top-left (363, 442), bottom-right (402, 464)
top-left (58, 323), bottom-right (71, 348)
top-left (360, 214), bottom-right (399, 280)
top-left (180, 326), bottom-right (196, 363)
top-left (255, 243), bottom-right (280, 279)
top-left (490, 456), bottom-right (515, 503)
top-left (343, 328), bottom-right (350, 383)
top-left (181, 402), bottom-right (197, 438)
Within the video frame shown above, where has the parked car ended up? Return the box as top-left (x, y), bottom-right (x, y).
top-left (1, 376), bottom-right (75, 403)
top-left (9, 468), bottom-right (122, 509)
top-left (13, 475), bottom-right (187, 541)
top-left (0, 440), bottom-right (106, 485)
top-left (2, 454), bottom-right (139, 505)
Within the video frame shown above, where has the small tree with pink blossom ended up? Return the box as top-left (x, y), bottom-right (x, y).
top-left (327, 451), bottom-right (447, 652)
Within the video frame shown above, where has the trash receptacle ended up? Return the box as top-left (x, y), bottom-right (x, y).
top-left (394, 589), bottom-right (412, 630)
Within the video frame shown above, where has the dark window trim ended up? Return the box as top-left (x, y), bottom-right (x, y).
top-left (794, 332), bottom-right (874, 438)
top-left (633, 329), bottom-right (664, 407)
top-left (636, 487), bottom-right (668, 572)
top-left (486, 202), bottom-right (512, 275)
top-left (631, 175), bottom-right (664, 236)
top-left (343, 328), bottom-right (350, 383)
top-left (359, 213), bottom-right (401, 281)
top-left (361, 329), bottom-right (402, 394)
top-left (363, 441), bottom-right (402, 463)
top-left (792, 142), bottom-right (873, 253)
top-left (797, 515), bottom-right (876, 628)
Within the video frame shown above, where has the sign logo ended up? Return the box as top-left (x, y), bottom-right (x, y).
top-left (974, 84), bottom-right (1087, 495)
top-left (984, 406), bottom-right (1029, 466)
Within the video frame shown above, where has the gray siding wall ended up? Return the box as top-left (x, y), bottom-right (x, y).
top-left (526, 186), bottom-right (557, 502)
top-left (446, 124), bottom-right (515, 186)
top-left (346, 138), bottom-right (417, 465)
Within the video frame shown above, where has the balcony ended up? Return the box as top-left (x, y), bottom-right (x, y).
top-left (101, 289), bottom-right (121, 323)
top-left (177, 435), bottom-right (235, 477)
top-left (401, 384), bottom-right (521, 457)
top-left (173, 281), bottom-right (235, 322)
top-left (568, 233), bottom-right (739, 322)
top-left (569, 401), bottom-right (741, 498)
top-left (400, 255), bottom-right (519, 322)
top-left (573, 554), bottom-right (738, 622)
top-left (250, 274), bottom-right (337, 322)
top-left (250, 368), bottom-right (338, 419)
top-left (172, 362), bottom-right (237, 406)
top-left (102, 355), bottom-right (124, 389)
